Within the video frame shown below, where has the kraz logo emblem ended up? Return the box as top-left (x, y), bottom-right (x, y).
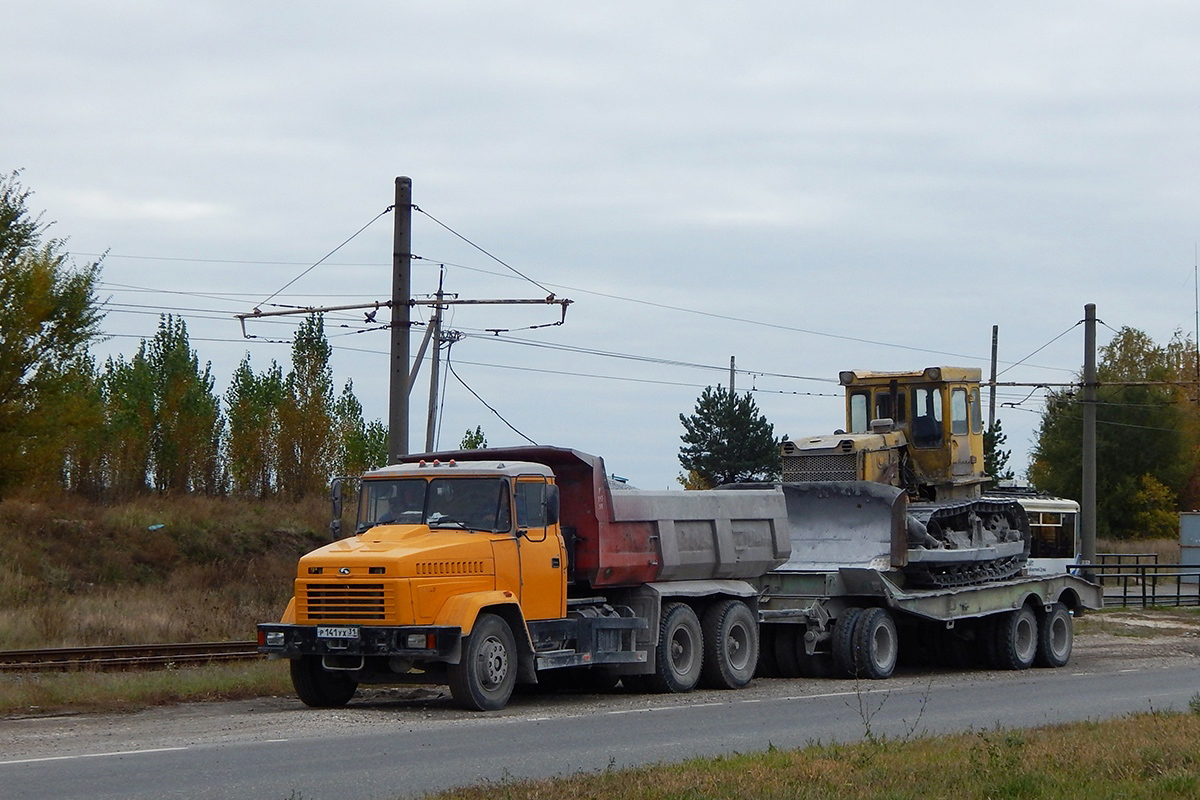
top-left (338, 567), bottom-right (351, 575)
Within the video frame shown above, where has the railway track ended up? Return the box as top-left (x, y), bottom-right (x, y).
top-left (0, 641), bottom-right (263, 672)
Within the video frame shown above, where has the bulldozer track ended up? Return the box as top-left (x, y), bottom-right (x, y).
top-left (0, 641), bottom-right (262, 672)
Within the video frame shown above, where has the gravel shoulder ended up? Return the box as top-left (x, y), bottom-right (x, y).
top-left (2, 610), bottom-right (1198, 762)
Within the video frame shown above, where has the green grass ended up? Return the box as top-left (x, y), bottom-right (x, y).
top-left (424, 712), bottom-right (1200, 800)
top-left (0, 659), bottom-right (293, 716)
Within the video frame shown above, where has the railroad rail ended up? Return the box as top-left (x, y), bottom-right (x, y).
top-left (0, 641), bottom-right (262, 672)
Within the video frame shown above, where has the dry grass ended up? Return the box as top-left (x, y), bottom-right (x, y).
top-left (0, 493), bottom-right (330, 649)
top-left (428, 712), bottom-right (1200, 800)
top-left (1097, 537), bottom-right (1180, 563)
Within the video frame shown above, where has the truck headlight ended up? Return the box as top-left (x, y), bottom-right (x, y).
top-left (264, 631), bottom-right (286, 647)
top-left (405, 633), bottom-right (432, 649)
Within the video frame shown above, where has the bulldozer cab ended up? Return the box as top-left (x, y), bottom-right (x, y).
top-left (841, 367), bottom-right (987, 499)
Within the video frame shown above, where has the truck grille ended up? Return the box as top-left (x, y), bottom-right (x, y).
top-left (782, 453), bottom-right (858, 482)
top-left (302, 582), bottom-right (388, 621)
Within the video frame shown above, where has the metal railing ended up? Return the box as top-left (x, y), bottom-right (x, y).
top-left (1081, 556), bottom-right (1200, 608)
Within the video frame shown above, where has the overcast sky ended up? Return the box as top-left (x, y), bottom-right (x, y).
top-left (6, 2), bottom-right (1200, 488)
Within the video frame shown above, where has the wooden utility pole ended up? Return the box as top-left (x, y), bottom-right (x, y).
top-left (1081, 303), bottom-right (1097, 579)
top-left (389, 177), bottom-right (413, 463)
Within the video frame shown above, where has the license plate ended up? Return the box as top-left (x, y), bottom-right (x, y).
top-left (317, 626), bottom-right (360, 639)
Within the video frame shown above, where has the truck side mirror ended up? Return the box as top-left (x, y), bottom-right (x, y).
top-left (330, 478), bottom-right (343, 539)
top-left (545, 484), bottom-right (560, 526)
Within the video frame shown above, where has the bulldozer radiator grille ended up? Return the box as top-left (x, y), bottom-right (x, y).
top-left (301, 582), bottom-right (389, 621)
top-left (782, 453), bottom-right (858, 482)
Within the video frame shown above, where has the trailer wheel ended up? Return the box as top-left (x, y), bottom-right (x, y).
top-left (449, 613), bottom-right (517, 711)
top-left (992, 606), bottom-right (1038, 670)
top-left (832, 607), bottom-right (864, 678)
top-left (648, 602), bottom-right (704, 693)
top-left (700, 599), bottom-right (758, 689)
top-left (850, 607), bottom-right (898, 679)
top-left (290, 656), bottom-right (358, 708)
top-left (1035, 602), bottom-right (1073, 668)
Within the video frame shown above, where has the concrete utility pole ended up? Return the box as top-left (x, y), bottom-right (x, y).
top-left (424, 277), bottom-right (445, 452)
top-left (988, 325), bottom-right (999, 431)
top-left (729, 356), bottom-right (736, 397)
top-left (389, 177), bottom-right (413, 463)
top-left (1081, 303), bottom-right (1098, 579)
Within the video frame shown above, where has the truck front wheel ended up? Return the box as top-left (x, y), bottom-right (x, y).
top-left (700, 599), bottom-right (758, 689)
top-left (290, 656), bottom-right (358, 708)
top-left (649, 602), bottom-right (704, 693)
top-left (449, 613), bottom-right (518, 711)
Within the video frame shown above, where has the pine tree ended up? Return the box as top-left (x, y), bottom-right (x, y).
top-left (678, 386), bottom-right (780, 486)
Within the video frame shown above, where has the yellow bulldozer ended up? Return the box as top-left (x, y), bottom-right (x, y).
top-left (780, 367), bottom-right (1030, 587)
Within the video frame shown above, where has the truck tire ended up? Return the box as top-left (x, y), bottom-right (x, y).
top-left (700, 599), bottom-right (758, 689)
top-left (831, 607), bottom-right (864, 678)
top-left (1035, 602), bottom-right (1073, 668)
top-left (648, 602), bottom-right (704, 693)
top-left (991, 606), bottom-right (1038, 670)
top-left (850, 607), bottom-right (898, 679)
top-left (449, 613), bottom-right (518, 711)
top-left (290, 656), bottom-right (358, 708)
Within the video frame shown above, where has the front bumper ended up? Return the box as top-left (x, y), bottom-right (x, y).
top-left (257, 623), bottom-right (461, 660)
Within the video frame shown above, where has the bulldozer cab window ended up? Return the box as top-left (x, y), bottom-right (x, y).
top-left (970, 388), bottom-right (983, 435)
top-left (849, 391), bottom-right (869, 433)
top-left (911, 387), bottom-right (943, 448)
top-left (874, 391), bottom-right (906, 424)
top-left (951, 388), bottom-right (969, 435)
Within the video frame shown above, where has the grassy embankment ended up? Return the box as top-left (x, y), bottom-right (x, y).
top-left (425, 711), bottom-right (1200, 800)
top-left (0, 493), bottom-right (328, 713)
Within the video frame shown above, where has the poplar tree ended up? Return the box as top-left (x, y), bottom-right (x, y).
top-left (277, 315), bottom-right (337, 498)
top-left (225, 354), bottom-right (284, 497)
top-left (0, 172), bottom-right (104, 495)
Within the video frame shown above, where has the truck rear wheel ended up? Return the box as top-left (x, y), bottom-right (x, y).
top-left (700, 599), bottom-right (758, 689)
top-left (991, 606), bottom-right (1038, 670)
top-left (449, 613), bottom-right (517, 711)
top-left (850, 607), bottom-right (898, 679)
top-left (649, 602), bottom-right (704, 693)
top-left (1035, 602), bottom-right (1073, 668)
top-left (832, 607), bottom-right (864, 677)
top-left (290, 655), bottom-right (358, 708)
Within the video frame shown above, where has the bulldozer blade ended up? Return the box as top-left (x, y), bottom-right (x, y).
top-left (774, 482), bottom-right (908, 572)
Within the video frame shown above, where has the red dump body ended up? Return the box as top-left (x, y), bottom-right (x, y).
top-left (400, 446), bottom-right (789, 589)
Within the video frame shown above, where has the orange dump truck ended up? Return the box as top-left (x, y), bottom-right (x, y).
top-left (258, 446), bottom-right (1101, 711)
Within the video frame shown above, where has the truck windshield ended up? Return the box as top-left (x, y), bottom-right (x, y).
top-left (358, 477), bottom-right (511, 533)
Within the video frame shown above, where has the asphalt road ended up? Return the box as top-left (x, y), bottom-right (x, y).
top-left (2, 630), bottom-right (1198, 800)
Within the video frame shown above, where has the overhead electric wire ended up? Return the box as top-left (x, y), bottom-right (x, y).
top-left (444, 343), bottom-right (536, 445)
top-left (411, 205), bottom-right (554, 296)
top-left (256, 206), bottom-right (394, 308)
top-left (996, 322), bottom-right (1082, 377)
